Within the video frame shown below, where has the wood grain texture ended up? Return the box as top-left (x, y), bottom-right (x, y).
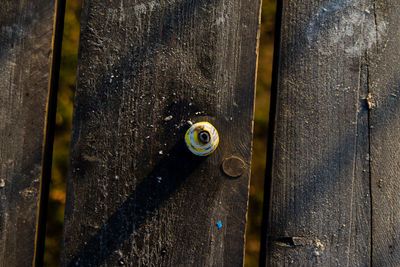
top-left (61, 0), bottom-right (261, 266)
top-left (261, 0), bottom-right (384, 265)
top-left (0, 0), bottom-right (64, 266)
top-left (369, 1), bottom-right (400, 266)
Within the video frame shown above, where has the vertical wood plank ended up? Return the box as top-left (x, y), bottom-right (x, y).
top-left (370, 1), bottom-right (400, 266)
top-left (261, 0), bottom-right (379, 265)
top-left (62, 0), bottom-right (261, 266)
top-left (0, 0), bottom-right (64, 266)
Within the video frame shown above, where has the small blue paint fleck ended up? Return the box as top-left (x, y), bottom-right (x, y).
top-left (217, 221), bottom-right (222, 229)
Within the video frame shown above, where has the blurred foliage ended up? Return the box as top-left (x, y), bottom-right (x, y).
top-left (44, 0), bottom-right (276, 266)
top-left (245, 0), bottom-right (276, 266)
top-left (44, 0), bottom-right (81, 266)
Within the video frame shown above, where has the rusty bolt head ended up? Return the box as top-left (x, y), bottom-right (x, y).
top-left (222, 156), bottom-right (245, 178)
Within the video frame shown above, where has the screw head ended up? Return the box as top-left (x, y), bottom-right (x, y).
top-left (198, 131), bottom-right (211, 144)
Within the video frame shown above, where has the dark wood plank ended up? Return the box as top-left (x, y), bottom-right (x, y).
top-left (61, 0), bottom-right (261, 266)
top-left (370, 1), bottom-right (400, 266)
top-left (0, 0), bottom-right (64, 266)
top-left (261, 0), bottom-right (378, 265)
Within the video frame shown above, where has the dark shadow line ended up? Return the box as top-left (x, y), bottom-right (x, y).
top-left (367, 52), bottom-right (374, 267)
top-left (66, 137), bottom-right (205, 267)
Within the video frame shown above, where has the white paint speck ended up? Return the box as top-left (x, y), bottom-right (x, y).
top-left (164, 115), bottom-right (173, 121)
top-left (214, 16), bottom-right (226, 26)
top-left (312, 239), bottom-right (325, 257)
top-left (134, 3), bottom-right (146, 15)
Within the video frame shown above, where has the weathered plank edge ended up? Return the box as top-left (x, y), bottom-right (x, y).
top-left (259, 0), bottom-right (283, 265)
top-left (33, 0), bottom-right (66, 265)
top-left (244, 0), bottom-right (263, 262)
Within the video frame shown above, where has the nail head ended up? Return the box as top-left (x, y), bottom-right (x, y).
top-left (222, 156), bottom-right (245, 177)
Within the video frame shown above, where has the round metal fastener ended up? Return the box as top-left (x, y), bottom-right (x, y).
top-left (198, 131), bottom-right (211, 144)
top-left (222, 156), bottom-right (245, 177)
top-left (184, 122), bottom-right (219, 156)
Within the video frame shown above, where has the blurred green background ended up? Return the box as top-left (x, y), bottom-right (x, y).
top-left (44, 1), bottom-right (276, 266)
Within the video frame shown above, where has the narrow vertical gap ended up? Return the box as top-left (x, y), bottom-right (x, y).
top-left (367, 2), bottom-right (376, 264)
top-left (244, 0), bottom-right (278, 266)
top-left (366, 53), bottom-right (373, 267)
top-left (35, 0), bottom-right (66, 266)
top-left (257, 0), bottom-right (283, 266)
top-left (43, 0), bottom-right (82, 266)
top-left (367, 3), bottom-right (378, 266)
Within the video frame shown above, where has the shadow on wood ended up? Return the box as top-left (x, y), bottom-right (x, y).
top-left (66, 126), bottom-right (205, 266)
top-left (62, 0), bottom-right (260, 266)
